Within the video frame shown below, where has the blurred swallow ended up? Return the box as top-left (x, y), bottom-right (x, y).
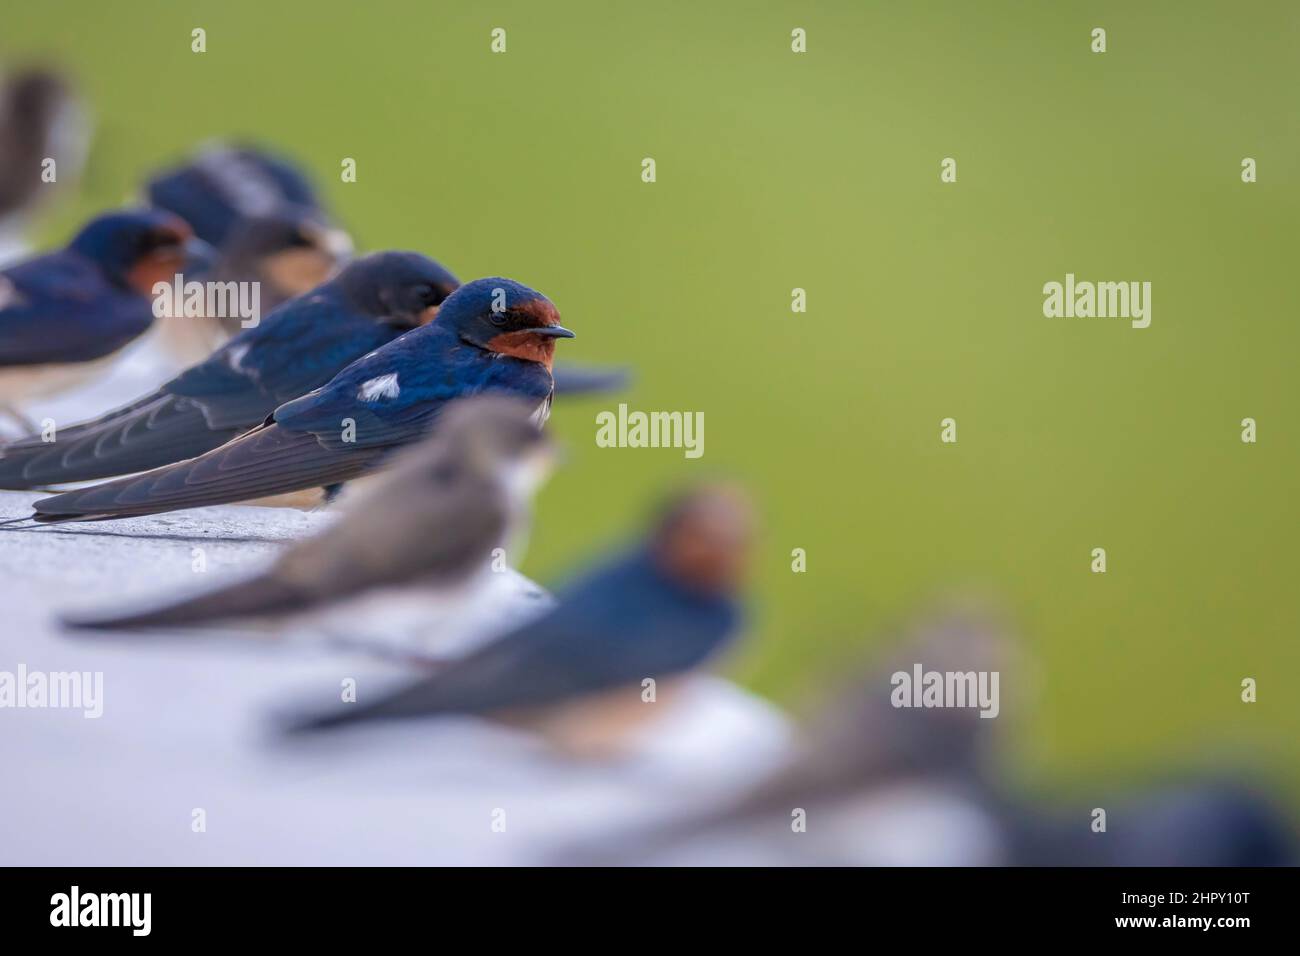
top-left (154, 205), bottom-right (354, 365)
top-left (0, 209), bottom-right (212, 427)
top-left (212, 207), bottom-right (353, 315)
top-left (0, 68), bottom-right (89, 244)
top-left (1009, 776), bottom-right (1296, 866)
top-left (65, 396), bottom-right (555, 631)
top-left (27, 277), bottom-right (573, 521)
top-left (144, 144), bottom-right (351, 365)
top-left (0, 250), bottom-right (458, 489)
top-left (286, 485), bottom-right (753, 746)
top-left (145, 143), bottom-right (325, 250)
top-left (565, 605), bottom-right (1015, 864)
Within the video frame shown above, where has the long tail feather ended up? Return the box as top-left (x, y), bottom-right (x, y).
top-left (0, 394), bottom-right (237, 488)
top-left (63, 573), bottom-right (310, 631)
top-left (32, 425), bottom-right (387, 522)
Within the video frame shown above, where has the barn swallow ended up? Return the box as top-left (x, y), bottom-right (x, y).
top-left (145, 143), bottom-right (325, 250)
top-left (0, 250), bottom-right (458, 489)
top-left (0, 68), bottom-right (90, 260)
top-left (152, 205), bottom-right (354, 365)
top-left (0, 209), bottom-right (213, 429)
top-left (64, 395), bottom-right (555, 631)
top-left (564, 606), bottom-right (1014, 864)
top-left (212, 207), bottom-right (353, 315)
top-left (144, 144), bottom-right (351, 365)
top-left (150, 147), bottom-right (622, 395)
top-left (285, 485), bottom-right (753, 747)
top-left (26, 277), bottom-right (573, 521)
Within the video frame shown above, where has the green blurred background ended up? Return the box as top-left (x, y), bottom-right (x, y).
top-left (6, 1), bottom-right (1297, 807)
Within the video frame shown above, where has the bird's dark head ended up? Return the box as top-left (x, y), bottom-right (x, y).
top-left (437, 277), bottom-right (574, 369)
top-left (3, 68), bottom-right (74, 138)
top-left (217, 204), bottom-right (353, 296)
top-left (650, 485), bottom-right (755, 596)
top-left (334, 250), bottom-right (460, 330)
top-left (68, 209), bottom-right (215, 295)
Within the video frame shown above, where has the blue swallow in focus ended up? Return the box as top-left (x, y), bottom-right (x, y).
top-left (0, 209), bottom-right (212, 427)
top-left (0, 251), bottom-right (458, 489)
top-left (286, 485), bottom-right (753, 749)
top-left (147, 145), bottom-right (624, 396)
top-left (28, 277), bottom-right (574, 521)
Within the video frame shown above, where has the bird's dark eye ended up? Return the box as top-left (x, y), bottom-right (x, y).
top-left (489, 310), bottom-right (509, 327)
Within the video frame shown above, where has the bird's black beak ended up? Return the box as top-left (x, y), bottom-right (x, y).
top-left (530, 325), bottom-right (575, 339)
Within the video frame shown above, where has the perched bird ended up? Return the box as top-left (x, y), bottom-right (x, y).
top-left (145, 143), bottom-right (325, 251)
top-left (64, 395), bottom-right (557, 633)
top-left (27, 277), bottom-right (574, 522)
top-left (562, 607), bottom-right (1015, 864)
top-left (1008, 778), bottom-right (1296, 866)
top-left (209, 208), bottom-right (352, 318)
top-left (0, 67), bottom-right (89, 263)
top-left (143, 144), bottom-right (352, 365)
top-left (286, 484), bottom-right (754, 752)
top-left (0, 209), bottom-right (213, 430)
top-left (153, 205), bottom-right (353, 365)
top-left (0, 250), bottom-right (458, 489)
top-left (149, 143), bottom-right (621, 395)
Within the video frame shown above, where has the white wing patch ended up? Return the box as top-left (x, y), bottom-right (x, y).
top-left (226, 343), bottom-right (251, 371)
top-left (358, 373), bottom-right (401, 402)
top-left (0, 276), bottom-right (23, 311)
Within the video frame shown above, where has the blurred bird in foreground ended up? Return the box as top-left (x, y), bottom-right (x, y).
top-left (563, 604), bottom-right (1296, 866)
top-left (0, 67), bottom-right (89, 265)
top-left (1008, 777), bottom-right (1296, 866)
top-left (0, 209), bottom-right (213, 432)
top-left (64, 395), bottom-right (556, 638)
top-left (25, 277), bottom-right (573, 522)
top-left (144, 144), bottom-right (351, 364)
top-left (561, 606), bottom-right (1015, 864)
top-left (0, 251), bottom-right (458, 489)
top-left (286, 484), bottom-right (754, 756)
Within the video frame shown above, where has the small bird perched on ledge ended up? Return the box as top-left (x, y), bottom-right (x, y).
top-left (285, 485), bottom-right (754, 757)
top-left (145, 143), bottom-right (326, 252)
top-left (0, 209), bottom-right (213, 431)
top-left (64, 395), bottom-right (557, 635)
top-left (152, 206), bottom-right (354, 366)
top-left (26, 277), bottom-right (574, 522)
top-left (143, 144), bottom-right (352, 364)
top-left (0, 250), bottom-right (458, 489)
